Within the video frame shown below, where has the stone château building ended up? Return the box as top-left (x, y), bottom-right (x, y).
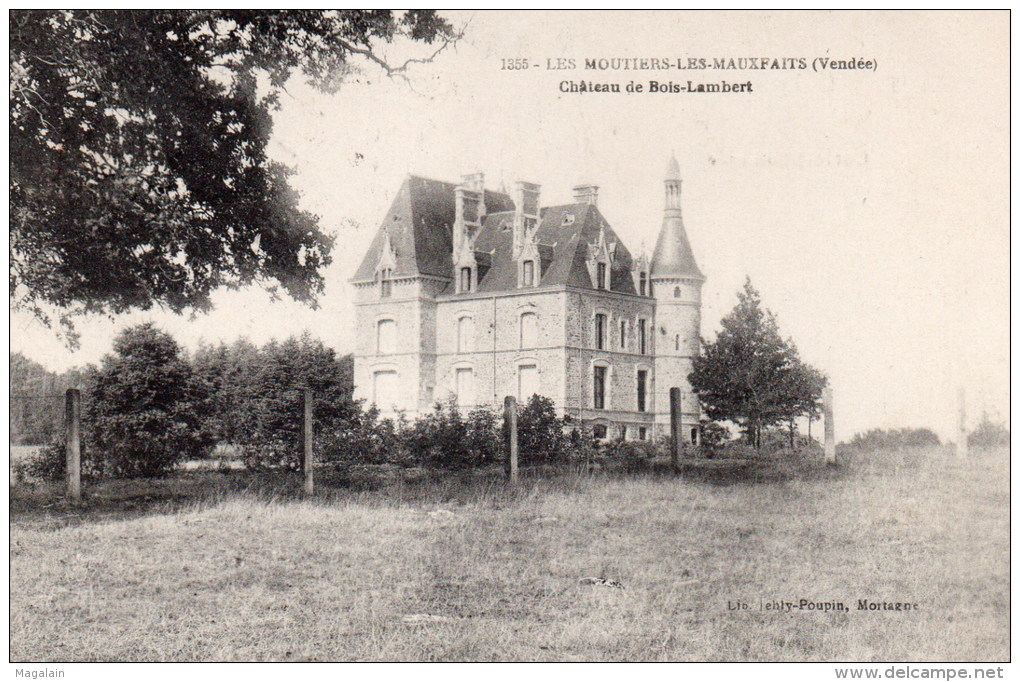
top-left (351, 156), bottom-right (704, 442)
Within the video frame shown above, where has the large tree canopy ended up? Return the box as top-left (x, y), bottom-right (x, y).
top-left (689, 278), bottom-right (826, 447)
top-left (11, 10), bottom-right (455, 339)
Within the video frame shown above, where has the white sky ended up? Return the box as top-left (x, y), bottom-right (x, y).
top-left (9, 11), bottom-right (1009, 441)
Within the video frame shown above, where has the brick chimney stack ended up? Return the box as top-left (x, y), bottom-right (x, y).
top-left (573, 184), bottom-right (599, 206)
top-left (512, 181), bottom-right (541, 257)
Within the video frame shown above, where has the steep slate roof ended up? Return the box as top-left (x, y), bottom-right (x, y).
top-left (352, 175), bottom-right (514, 282)
top-left (355, 175), bottom-right (640, 295)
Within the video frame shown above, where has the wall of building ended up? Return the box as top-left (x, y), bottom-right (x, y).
top-left (353, 276), bottom-right (443, 419)
top-left (652, 276), bottom-right (703, 442)
top-left (432, 288), bottom-right (568, 411)
top-left (561, 288), bottom-right (658, 438)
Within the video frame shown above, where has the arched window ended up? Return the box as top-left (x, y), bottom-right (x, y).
top-left (457, 316), bottom-right (474, 353)
top-left (520, 312), bottom-right (538, 349)
top-left (597, 262), bottom-right (608, 289)
top-left (639, 271), bottom-right (648, 296)
top-left (673, 285), bottom-right (681, 298)
top-left (459, 267), bottom-right (472, 293)
top-left (521, 260), bottom-right (535, 287)
top-left (376, 319), bottom-right (396, 354)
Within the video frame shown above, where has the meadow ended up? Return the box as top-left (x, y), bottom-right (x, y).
top-left (9, 446), bottom-right (1009, 662)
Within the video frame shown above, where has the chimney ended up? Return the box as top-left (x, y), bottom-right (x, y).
top-left (454, 173), bottom-right (485, 258)
top-left (573, 183), bottom-right (599, 206)
top-left (512, 181), bottom-right (541, 257)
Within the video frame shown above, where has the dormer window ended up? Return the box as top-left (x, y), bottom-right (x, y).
top-left (639, 271), bottom-right (648, 296)
top-left (522, 260), bottom-right (535, 287)
top-left (562, 214), bottom-right (575, 226)
top-left (379, 268), bottom-right (393, 298)
top-left (459, 266), bottom-right (473, 293)
top-left (597, 262), bottom-right (608, 290)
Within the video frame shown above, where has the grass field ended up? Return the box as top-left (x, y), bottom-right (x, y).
top-left (9, 446), bottom-right (1009, 662)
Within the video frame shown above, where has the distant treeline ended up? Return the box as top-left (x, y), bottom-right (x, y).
top-left (10, 354), bottom-right (85, 445)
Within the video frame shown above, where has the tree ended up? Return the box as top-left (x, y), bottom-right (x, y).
top-left (11, 10), bottom-right (456, 341)
top-left (88, 324), bottom-right (212, 477)
top-left (217, 333), bottom-right (357, 470)
top-left (689, 279), bottom-right (826, 449)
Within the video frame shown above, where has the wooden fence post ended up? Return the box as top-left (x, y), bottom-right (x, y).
top-left (956, 386), bottom-right (968, 460)
top-left (303, 388), bottom-right (314, 495)
top-left (65, 388), bottom-right (81, 506)
top-left (823, 385), bottom-right (836, 465)
top-left (669, 387), bottom-right (682, 472)
top-left (504, 396), bottom-right (518, 483)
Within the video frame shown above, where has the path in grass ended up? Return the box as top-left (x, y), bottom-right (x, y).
top-left (10, 447), bottom-right (1008, 661)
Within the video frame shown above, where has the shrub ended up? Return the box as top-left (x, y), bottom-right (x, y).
top-left (968, 415), bottom-right (1010, 448)
top-left (320, 405), bottom-right (406, 468)
top-left (848, 427), bottom-right (941, 451)
top-left (517, 394), bottom-right (567, 465)
top-left (604, 439), bottom-right (658, 473)
top-left (700, 420), bottom-right (731, 449)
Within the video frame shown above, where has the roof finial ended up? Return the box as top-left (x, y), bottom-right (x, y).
top-left (666, 152), bottom-right (681, 181)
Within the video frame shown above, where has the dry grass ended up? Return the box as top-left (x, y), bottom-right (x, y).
top-left (9, 447), bottom-right (1008, 661)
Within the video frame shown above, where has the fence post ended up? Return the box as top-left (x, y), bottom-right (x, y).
top-left (504, 396), bottom-right (518, 483)
top-left (65, 388), bottom-right (81, 506)
top-left (956, 386), bottom-right (968, 460)
top-left (303, 388), bottom-right (314, 495)
top-left (823, 385), bottom-right (836, 465)
top-left (669, 387), bottom-right (682, 472)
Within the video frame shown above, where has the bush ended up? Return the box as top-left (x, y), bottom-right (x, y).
top-left (968, 415), bottom-right (1010, 448)
top-left (848, 427), bottom-right (941, 451)
top-left (603, 439), bottom-right (658, 473)
top-left (517, 394), bottom-right (568, 465)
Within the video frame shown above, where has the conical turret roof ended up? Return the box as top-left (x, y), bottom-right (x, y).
top-left (650, 157), bottom-right (704, 280)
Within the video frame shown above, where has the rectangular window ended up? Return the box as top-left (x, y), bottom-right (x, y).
top-left (639, 272), bottom-right (647, 296)
top-left (619, 319), bottom-right (627, 350)
top-left (457, 316), bottom-right (473, 353)
top-left (520, 312), bottom-right (538, 349)
top-left (459, 267), bottom-right (472, 293)
top-left (455, 368), bottom-right (475, 408)
top-left (595, 313), bottom-right (607, 350)
top-left (593, 365), bottom-right (606, 410)
top-left (518, 364), bottom-right (538, 402)
top-left (372, 370), bottom-right (398, 408)
top-left (522, 260), bottom-right (534, 287)
top-left (637, 369), bottom-right (647, 412)
top-left (638, 319), bottom-right (647, 355)
top-left (597, 262), bottom-right (607, 289)
top-left (638, 427), bottom-right (647, 441)
top-left (380, 269), bottom-right (392, 298)
top-left (377, 319), bottom-right (396, 354)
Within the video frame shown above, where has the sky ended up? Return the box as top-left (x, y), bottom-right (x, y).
top-left (9, 11), bottom-right (1009, 441)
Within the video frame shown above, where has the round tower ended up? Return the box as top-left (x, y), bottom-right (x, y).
top-left (650, 155), bottom-right (705, 444)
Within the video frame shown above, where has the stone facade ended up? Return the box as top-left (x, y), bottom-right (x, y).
top-left (352, 158), bottom-right (705, 442)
